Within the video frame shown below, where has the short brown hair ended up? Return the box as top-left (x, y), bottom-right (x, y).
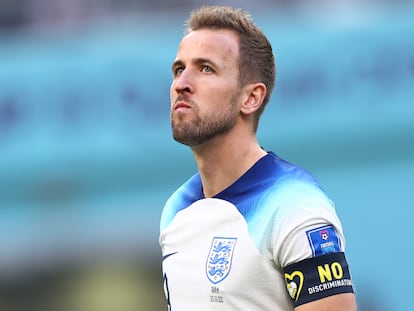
top-left (186, 6), bottom-right (276, 131)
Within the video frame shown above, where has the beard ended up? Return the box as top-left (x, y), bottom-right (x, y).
top-left (171, 94), bottom-right (240, 147)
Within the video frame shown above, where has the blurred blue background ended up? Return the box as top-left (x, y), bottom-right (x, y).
top-left (0, 0), bottom-right (413, 310)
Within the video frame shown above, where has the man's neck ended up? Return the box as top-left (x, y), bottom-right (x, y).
top-left (192, 134), bottom-right (267, 198)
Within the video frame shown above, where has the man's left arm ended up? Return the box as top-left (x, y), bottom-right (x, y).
top-left (296, 293), bottom-right (356, 311)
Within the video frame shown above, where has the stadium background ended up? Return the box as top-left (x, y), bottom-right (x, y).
top-left (0, 0), bottom-right (413, 310)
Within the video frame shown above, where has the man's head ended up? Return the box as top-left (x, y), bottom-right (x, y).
top-left (186, 6), bottom-right (276, 130)
top-left (170, 6), bottom-right (276, 147)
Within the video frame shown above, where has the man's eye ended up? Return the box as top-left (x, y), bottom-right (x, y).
top-left (202, 66), bottom-right (213, 73)
top-left (175, 67), bottom-right (184, 75)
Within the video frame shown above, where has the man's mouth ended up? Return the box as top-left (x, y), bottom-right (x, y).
top-left (174, 101), bottom-right (191, 111)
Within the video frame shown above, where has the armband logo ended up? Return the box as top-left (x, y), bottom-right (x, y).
top-left (306, 225), bottom-right (341, 257)
top-left (284, 271), bottom-right (304, 301)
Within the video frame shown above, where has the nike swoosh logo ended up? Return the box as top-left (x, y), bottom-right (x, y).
top-left (163, 252), bottom-right (178, 261)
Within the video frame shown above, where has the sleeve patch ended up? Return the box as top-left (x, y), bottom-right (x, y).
top-left (283, 252), bottom-right (354, 307)
top-left (306, 225), bottom-right (341, 256)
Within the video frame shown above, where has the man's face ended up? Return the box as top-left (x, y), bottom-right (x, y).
top-left (170, 29), bottom-right (242, 147)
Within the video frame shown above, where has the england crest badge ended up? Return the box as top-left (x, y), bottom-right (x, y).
top-left (206, 237), bottom-right (237, 284)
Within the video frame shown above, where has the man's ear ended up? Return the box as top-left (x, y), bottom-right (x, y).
top-left (240, 83), bottom-right (267, 115)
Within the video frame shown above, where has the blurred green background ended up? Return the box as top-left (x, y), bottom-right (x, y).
top-left (0, 0), bottom-right (413, 310)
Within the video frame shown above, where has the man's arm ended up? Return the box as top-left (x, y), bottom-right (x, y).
top-left (296, 293), bottom-right (357, 311)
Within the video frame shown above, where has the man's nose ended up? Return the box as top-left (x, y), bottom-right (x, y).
top-left (174, 70), bottom-right (193, 94)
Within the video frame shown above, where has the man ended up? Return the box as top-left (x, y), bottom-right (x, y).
top-left (160, 5), bottom-right (356, 311)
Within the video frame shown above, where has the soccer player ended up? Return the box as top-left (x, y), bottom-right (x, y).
top-left (160, 5), bottom-right (356, 311)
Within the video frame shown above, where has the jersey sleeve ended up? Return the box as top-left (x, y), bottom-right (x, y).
top-left (273, 191), bottom-right (345, 268)
top-left (269, 180), bottom-right (354, 306)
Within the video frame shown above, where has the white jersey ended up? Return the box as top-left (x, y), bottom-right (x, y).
top-left (160, 152), bottom-right (352, 310)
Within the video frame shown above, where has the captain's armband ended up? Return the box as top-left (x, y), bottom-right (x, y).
top-left (283, 252), bottom-right (354, 307)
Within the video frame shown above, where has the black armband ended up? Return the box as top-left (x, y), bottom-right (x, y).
top-left (283, 252), bottom-right (354, 307)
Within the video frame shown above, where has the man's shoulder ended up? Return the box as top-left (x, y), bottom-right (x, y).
top-left (168, 173), bottom-right (202, 204)
top-left (160, 173), bottom-right (202, 230)
top-left (254, 153), bottom-right (333, 216)
top-left (261, 152), bottom-right (324, 194)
